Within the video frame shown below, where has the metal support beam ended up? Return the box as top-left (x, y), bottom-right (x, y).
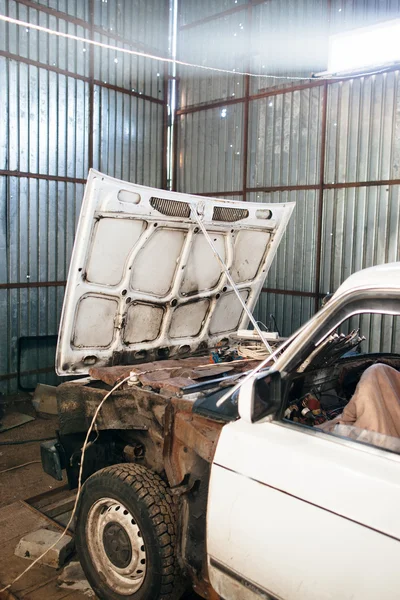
top-left (172, 78), bottom-right (180, 191)
top-left (0, 170), bottom-right (86, 184)
top-left (162, 63), bottom-right (170, 189)
top-left (262, 287), bottom-right (324, 299)
top-left (0, 50), bottom-right (165, 105)
top-left (314, 81), bottom-right (328, 314)
top-left (88, 0), bottom-right (95, 170)
top-left (15, 0), bottom-right (168, 58)
top-left (242, 2), bottom-right (253, 203)
top-left (183, 178), bottom-right (400, 198)
top-left (0, 281), bottom-right (66, 290)
top-left (176, 95), bottom-right (246, 116)
top-left (0, 366), bottom-right (55, 382)
top-left (179, 0), bottom-right (267, 31)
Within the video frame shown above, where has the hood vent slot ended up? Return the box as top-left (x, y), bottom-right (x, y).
top-left (150, 197), bottom-right (191, 218)
top-left (213, 206), bottom-right (249, 222)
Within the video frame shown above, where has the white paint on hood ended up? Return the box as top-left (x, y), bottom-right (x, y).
top-left (56, 170), bottom-right (294, 375)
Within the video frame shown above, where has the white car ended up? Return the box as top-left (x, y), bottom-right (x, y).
top-left (208, 261), bottom-right (400, 600)
top-left (41, 171), bottom-right (400, 600)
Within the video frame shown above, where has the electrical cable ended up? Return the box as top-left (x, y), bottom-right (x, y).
top-left (255, 320), bottom-right (269, 332)
top-left (0, 374), bottom-right (131, 595)
top-left (0, 14), bottom-right (307, 80)
top-left (0, 436), bottom-right (55, 446)
top-left (0, 460), bottom-right (41, 475)
top-left (237, 344), bottom-right (271, 360)
top-left (0, 14), bottom-right (395, 83)
top-left (215, 331), bottom-right (298, 408)
top-left (268, 314), bottom-right (281, 338)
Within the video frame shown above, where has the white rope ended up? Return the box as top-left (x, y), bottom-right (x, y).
top-left (2, 13), bottom-right (392, 83)
top-left (0, 14), bottom-right (312, 80)
top-left (0, 374), bottom-right (131, 595)
top-left (215, 333), bottom-right (296, 408)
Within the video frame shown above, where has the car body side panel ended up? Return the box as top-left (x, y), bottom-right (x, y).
top-left (208, 463), bottom-right (400, 600)
top-left (207, 418), bottom-right (400, 600)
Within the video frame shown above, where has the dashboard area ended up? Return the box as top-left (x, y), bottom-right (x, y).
top-left (284, 352), bottom-right (400, 434)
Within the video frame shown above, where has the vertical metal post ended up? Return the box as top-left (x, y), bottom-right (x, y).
top-left (242, 2), bottom-right (253, 202)
top-left (314, 80), bottom-right (328, 313)
top-left (88, 0), bottom-right (95, 170)
top-left (171, 77), bottom-right (179, 192)
top-left (242, 74), bottom-right (250, 202)
top-left (314, 1), bottom-right (332, 313)
top-left (162, 63), bottom-right (169, 190)
top-left (169, 0), bottom-right (179, 191)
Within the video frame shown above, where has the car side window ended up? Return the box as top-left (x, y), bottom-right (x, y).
top-left (282, 310), bottom-right (400, 455)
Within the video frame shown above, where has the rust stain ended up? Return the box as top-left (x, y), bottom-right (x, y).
top-left (163, 401), bottom-right (223, 487)
top-left (89, 357), bottom-right (211, 386)
top-left (89, 356), bottom-right (241, 389)
top-left (154, 376), bottom-right (196, 394)
top-left (192, 575), bottom-right (222, 600)
top-left (90, 357), bottom-right (259, 387)
top-left (173, 412), bottom-right (223, 463)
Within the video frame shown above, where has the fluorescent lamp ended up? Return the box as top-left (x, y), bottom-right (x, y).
top-left (328, 18), bottom-right (400, 74)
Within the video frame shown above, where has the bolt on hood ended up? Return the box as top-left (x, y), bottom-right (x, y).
top-left (56, 170), bottom-right (295, 375)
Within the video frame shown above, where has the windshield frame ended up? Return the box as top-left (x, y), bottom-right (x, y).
top-left (208, 285), bottom-right (400, 412)
top-left (272, 288), bottom-right (400, 376)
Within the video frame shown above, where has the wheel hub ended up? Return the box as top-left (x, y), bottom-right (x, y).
top-left (103, 522), bottom-right (132, 568)
top-left (86, 497), bottom-right (147, 595)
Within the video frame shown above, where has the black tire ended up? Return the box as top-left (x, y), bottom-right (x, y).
top-left (75, 463), bottom-right (185, 600)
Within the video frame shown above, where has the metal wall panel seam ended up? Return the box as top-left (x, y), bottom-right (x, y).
top-left (0, 49), bottom-right (166, 103)
top-left (14, 0), bottom-right (170, 56)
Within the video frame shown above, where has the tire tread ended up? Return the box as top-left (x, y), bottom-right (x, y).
top-left (87, 463), bottom-right (182, 599)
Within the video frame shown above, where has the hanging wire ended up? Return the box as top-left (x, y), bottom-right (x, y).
top-left (0, 14), bottom-right (395, 82)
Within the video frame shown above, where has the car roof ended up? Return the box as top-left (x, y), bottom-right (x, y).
top-left (333, 262), bottom-right (400, 299)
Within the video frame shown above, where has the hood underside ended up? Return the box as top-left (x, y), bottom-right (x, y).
top-left (56, 170), bottom-right (294, 375)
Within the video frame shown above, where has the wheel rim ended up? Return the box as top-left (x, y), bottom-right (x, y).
top-left (86, 497), bottom-right (147, 595)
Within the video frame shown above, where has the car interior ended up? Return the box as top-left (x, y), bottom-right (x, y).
top-left (283, 313), bottom-right (400, 454)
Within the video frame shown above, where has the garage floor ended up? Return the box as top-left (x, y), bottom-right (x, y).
top-left (0, 398), bottom-right (92, 599)
top-left (0, 409), bottom-right (65, 509)
top-left (0, 395), bottom-right (94, 600)
top-left (0, 397), bottom-right (200, 600)
top-left (0, 501), bottom-right (90, 600)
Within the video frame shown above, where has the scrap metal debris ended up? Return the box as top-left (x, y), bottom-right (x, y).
top-left (0, 412), bottom-right (35, 434)
top-left (58, 560), bottom-right (95, 597)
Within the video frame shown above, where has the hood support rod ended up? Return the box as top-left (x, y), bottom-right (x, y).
top-left (191, 206), bottom-right (276, 360)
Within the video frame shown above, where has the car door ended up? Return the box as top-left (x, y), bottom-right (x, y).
top-left (207, 395), bottom-right (400, 600)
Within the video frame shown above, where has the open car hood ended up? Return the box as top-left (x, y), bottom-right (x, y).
top-left (56, 170), bottom-right (294, 375)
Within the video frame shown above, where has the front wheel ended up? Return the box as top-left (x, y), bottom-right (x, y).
top-left (75, 464), bottom-right (184, 600)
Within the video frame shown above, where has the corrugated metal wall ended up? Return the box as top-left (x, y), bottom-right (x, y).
top-left (0, 0), bottom-right (169, 393)
top-left (2, 1), bottom-right (400, 392)
top-left (175, 0), bottom-right (400, 346)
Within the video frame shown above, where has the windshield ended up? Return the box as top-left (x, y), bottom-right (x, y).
top-left (209, 315), bottom-right (317, 410)
top-left (275, 290), bottom-right (400, 375)
top-left (194, 288), bottom-right (400, 417)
